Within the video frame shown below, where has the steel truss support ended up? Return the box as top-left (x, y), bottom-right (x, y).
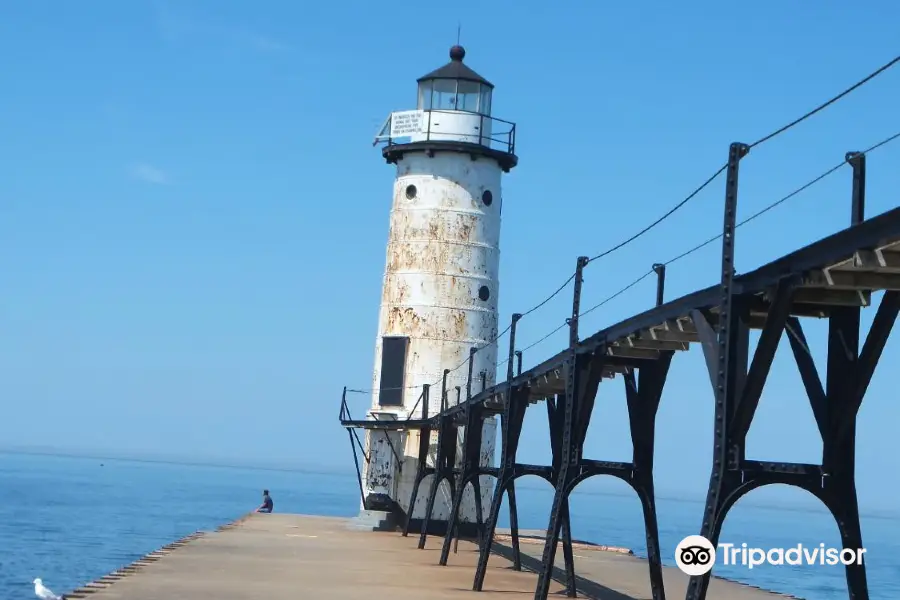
top-left (532, 256), bottom-right (604, 600)
top-left (402, 384), bottom-right (431, 536)
top-left (528, 352), bottom-right (674, 600)
top-left (684, 145), bottom-right (899, 600)
top-left (416, 399), bottom-right (460, 548)
top-left (437, 348), bottom-right (487, 559)
top-left (439, 399), bottom-right (487, 563)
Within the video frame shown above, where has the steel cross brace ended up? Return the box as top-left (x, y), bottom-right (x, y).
top-left (416, 411), bottom-right (460, 549)
top-left (687, 288), bottom-right (898, 600)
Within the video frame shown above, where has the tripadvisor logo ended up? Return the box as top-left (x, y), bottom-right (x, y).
top-left (675, 535), bottom-right (716, 576)
top-left (675, 535), bottom-right (867, 575)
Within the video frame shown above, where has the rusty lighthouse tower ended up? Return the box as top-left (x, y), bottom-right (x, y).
top-left (360, 45), bottom-right (518, 533)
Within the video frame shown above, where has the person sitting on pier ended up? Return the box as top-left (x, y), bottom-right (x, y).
top-left (255, 489), bottom-right (274, 513)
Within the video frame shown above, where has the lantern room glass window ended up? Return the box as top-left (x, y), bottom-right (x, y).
top-left (417, 80), bottom-right (432, 110)
top-left (432, 79), bottom-right (458, 110)
top-left (416, 79), bottom-right (493, 115)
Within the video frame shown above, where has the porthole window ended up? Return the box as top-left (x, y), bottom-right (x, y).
top-left (405, 184), bottom-right (417, 199)
top-left (481, 190), bottom-right (493, 206)
top-left (478, 286), bottom-right (490, 302)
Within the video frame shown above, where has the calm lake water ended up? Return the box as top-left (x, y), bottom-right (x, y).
top-left (1, 451), bottom-right (897, 599)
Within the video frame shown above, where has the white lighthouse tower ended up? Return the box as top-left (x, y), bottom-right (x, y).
top-left (361, 45), bottom-right (518, 531)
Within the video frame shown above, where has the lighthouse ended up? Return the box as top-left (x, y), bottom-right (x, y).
top-left (361, 45), bottom-right (518, 531)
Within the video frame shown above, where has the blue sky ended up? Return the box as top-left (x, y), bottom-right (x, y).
top-left (1, 1), bottom-right (899, 512)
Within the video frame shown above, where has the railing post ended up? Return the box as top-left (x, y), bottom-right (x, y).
top-left (422, 384), bottom-right (430, 419)
top-left (466, 347), bottom-right (477, 403)
top-left (440, 369), bottom-right (450, 413)
top-left (652, 263), bottom-right (666, 307)
top-left (507, 315), bottom-right (522, 382)
top-left (570, 257), bottom-right (589, 344)
top-left (685, 141), bottom-right (750, 600)
top-left (534, 256), bottom-right (589, 600)
top-left (340, 386), bottom-right (347, 421)
top-left (846, 151), bottom-right (866, 225)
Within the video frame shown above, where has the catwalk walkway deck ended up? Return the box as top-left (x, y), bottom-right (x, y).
top-left (65, 513), bottom-right (795, 600)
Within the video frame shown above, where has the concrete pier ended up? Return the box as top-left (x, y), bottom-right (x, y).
top-left (63, 514), bottom-right (798, 600)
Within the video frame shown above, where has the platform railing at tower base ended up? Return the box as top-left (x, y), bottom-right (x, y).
top-left (378, 109), bottom-right (516, 155)
top-left (338, 384), bottom-right (434, 510)
top-left (337, 384), bottom-right (430, 424)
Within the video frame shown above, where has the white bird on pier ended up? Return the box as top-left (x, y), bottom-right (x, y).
top-left (33, 578), bottom-right (62, 600)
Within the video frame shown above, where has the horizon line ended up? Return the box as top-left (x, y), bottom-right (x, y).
top-left (3, 446), bottom-right (897, 521)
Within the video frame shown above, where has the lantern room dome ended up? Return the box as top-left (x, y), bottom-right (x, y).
top-left (416, 44), bottom-right (493, 88)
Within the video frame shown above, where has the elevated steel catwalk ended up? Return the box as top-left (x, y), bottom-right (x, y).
top-left (342, 204), bottom-right (900, 425)
top-left (339, 146), bottom-right (899, 600)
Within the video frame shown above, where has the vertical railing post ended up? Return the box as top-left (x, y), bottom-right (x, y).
top-left (534, 256), bottom-right (588, 600)
top-left (685, 141), bottom-right (749, 600)
top-left (402, 383), bottom-right (432, 537)
top-left (472, 311), bottom-right (523, 590)
top-left (570, 257), bottom-right (588, 344)
top-left (507, 315), bottom-right (522, 386)
top-left (846, 151), bottom-right (866, 225)
top-left (440, 369), bottom-right (450, 413)
top-left (466, 347), bottom-right (477, 403)
top-left (652, 263), bottom-right (666, 307)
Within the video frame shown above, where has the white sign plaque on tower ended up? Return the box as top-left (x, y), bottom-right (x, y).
top-left (389, 110), bottom-right (425, 137)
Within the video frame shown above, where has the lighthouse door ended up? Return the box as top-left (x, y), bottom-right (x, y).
top-left (378, 335), bottom-right (408, 407)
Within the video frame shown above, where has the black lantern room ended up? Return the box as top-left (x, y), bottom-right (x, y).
top-left (416, 45), bottom-right (493, 116)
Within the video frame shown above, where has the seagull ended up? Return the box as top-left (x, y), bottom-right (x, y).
top-left (33, 578), bottom-right (62, 600)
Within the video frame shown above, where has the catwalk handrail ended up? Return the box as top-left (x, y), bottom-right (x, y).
top-left (339, 203), bottom-right (900, 429)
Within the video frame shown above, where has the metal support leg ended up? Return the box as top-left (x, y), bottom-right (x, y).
top-left (403, 386), bottom-right (431, 536)
top-left (685, 141), bottom-right (894, 600)
top-left (685, 142), bottom-right (749, 600)
top-left (474, 313), bottom-right (524, 589)
top-left (441, 400), bottom-right (486, 565)
top-left (347, 429), bottom-right (366, 508)
top-left (507, 481), bottom-right (522, 570)
top-left (439, 348), bottom-right (480, 561)
top-left (561, 503), bottom-right (577, 598)
top-left (625, 352), bottom-right (673, 600)
top-left (534, 257), bottom-right (593, 600)
top-left (419, 415), bottom-right (458, 549)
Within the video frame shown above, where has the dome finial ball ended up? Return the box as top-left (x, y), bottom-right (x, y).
top-left (449, 45), bottom-right (465, 61)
